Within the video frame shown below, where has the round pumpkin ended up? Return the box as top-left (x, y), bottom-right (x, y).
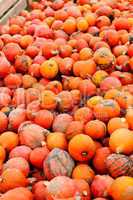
top-left (72, 164), bottom-right (95, 184)
top-left (40, 59), bottom-right (58, 79)
top-left (47, 132), bottom-right (67, 150)
top-left (109, 128), bottom-right (133, 154)
top-left (108, 176), bottom-right (133, 200)
top-left (68, 134), bottom-right (96, 161)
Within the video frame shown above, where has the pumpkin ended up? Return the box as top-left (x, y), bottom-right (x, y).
top-left (0, 111), bottom-right (8, 133)
top-left (84, 120), bottom-right (106, 139)
top-left (106, 154), bottom-right (133, 178)
top-left (32, 181), bottom-right (48, 200)
top-left (0, 187), bottom-right (33, 200)
top-left (0, 131), bottom-right (19, 152)
top-left (107, 117), bottom-right (129, 134)
top-left (93, 99), bottom-right (120, 122)
top-left (18, 122), bottom-right (48, 149)
top-left (74, 107), bottom-right (94, 124)
top-left (4, 73), bottom-right (22, 89)
top-left (45, 80), bottom-right (63, 94)
top-left (46, 176), bottom-right (78, 199)
top-left (100, 77), bottom-right (122, 92)
top-left (2, 42), bottom-right (23, 62)
top-left (30, 146), bottom-right (49, 169)
top-left (40, 59), bottom-right (58, 79)
top-left (74, 179), bottom-right (91, 200)
top-left (57, 91), bottom-right (74, 112)
top-left (40, 90), bottom-right (57, 110)
top-left (65, 121), bottom-right (84, 140)
top-left (22, 75), bottom-right (37, 89)
top-left (109, 128), bottom-right (133, 154)
top-left (72, 164), bottom-right (95, 184)
top-left (79, 79), bottom-right (97, 97)
top-left (93, 47), bottom-right (115, 69)
top-left (0, 168), bottom-right (28, 193)
top-left (108, 176), bottom-right (133, 200)
top-left (34, 109), bottom-right (54, 129)
top-left (43, 148), bottom-right (75, 180)
top-left (9, 145), bottom-right (32, 161)
top-left (52, 114), bottom-right (73, 133)
top-left (8, 108), bottom-right (26, 131)
top-left (93, 147), bottom-right (111, 174)
top-left (47, 132), bottom-right (67, 150)
top-left (3, 157), bottom-right (30, 177)
top-left (91, 175), bottom-right (114, 198)
top-left (68, 134), bottom-right (96, 161)
top-left (92, 70), bottom-right (108, 86)
top-left (15, 55), bottom-right (32, 73)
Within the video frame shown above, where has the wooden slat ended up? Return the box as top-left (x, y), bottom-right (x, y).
top-left (0, 0), bottom-right (27, 24)
top-left (0, 0), bottom-right (17, 18)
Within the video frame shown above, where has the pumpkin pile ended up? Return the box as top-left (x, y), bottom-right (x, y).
top-left (0, 0), bottom-right (133, 199)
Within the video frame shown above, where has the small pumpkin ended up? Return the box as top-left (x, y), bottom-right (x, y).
top-left (18, 122), bottom-right (48, 149)
top-left (91, 175), bottom-right (114, 198)
top-left (30, 146), bottom-right (49, 169)
top-left (3, 157), bottom-right (30, 177)
top-left (72, 164), bottom-right (95, 184)
top-left (106, 154), bottom-right (133, 178)
top-left (0, 187), bottom-right (33, 200)
top-left (93, 147), bottom-right (111, 174)
top-left (43, 148), bottom-right (75, 180)
top-left (52, 113), bottom-right (73, 133)
top-left (68, 134), bottom-right (96, 161)
top-left (47, 132), bottom-right (67, 150)
top-left (9, 145), bottom-right (32, 161)
top-left (0, 168), bottom-right (28, 193)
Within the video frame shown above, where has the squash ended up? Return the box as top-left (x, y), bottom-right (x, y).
top-left (106, 154), bottom-right (133, 178)
top-left (43, 148), bottom-right (75, 180)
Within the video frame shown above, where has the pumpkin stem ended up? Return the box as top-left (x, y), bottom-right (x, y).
top-left (41, 141), bottom-right (46, 146)
top-left (82, 190), bottom-right (88, 196)
top-left (81, 151), bottom-right (88, 157)
top-left (116, 147), bottom-right (123, 154)
top-left (43, 181), bottom-right (50, 187)
top-left (28, 177), bottom-right (37, 185)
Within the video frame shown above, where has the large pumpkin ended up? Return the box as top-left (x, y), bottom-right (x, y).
top-left (108, 176), bottom-right (133, 200)
top-left (43, 148), bottom-right (75, 180)
top-left (106, 154), bottom-right (133, 178)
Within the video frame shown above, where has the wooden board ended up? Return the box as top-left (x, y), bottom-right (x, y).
top-left (0, 0), bottom-right (27, 24)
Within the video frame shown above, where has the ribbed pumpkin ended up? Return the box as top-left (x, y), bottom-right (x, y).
top-left (43, 148), bottom-right (75, 180)
top-left (106, 154), bottom-right (133, 178)
top-left (45, 176), bottom-right (78, 199)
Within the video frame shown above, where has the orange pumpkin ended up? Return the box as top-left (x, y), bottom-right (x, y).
top-left (94, 99), bottom-right (121, 122)
top-left (93, 147), bottom-right (111, 174)
top-left (109, 128), bottom-right (133, 154)
top-left (72, 164), bottom-right (95, 184)
top-left (40, 90), bottom-right (57, 110)
top-left (0, 168), bottom-right (28, 193)
top-left (108, 176), bottom-right (133, 200)
top-left (107, 117), bottom-right (129, 134)
top-left (68, 134), bottom-right (96, 161)
top-left (85, 120), bottom-right (106, 139)
top-left (74, 107), bottom-right (94, 124)
top-left (47, 132), bottom-right (67, 150)
top-left (0, 131), bottom-right (19, 152)
top-left (65, 121), bottom-right (84, 140)
top-left (126, 107), bottom-right (133, 130)
top-left (34, 109), bottom-right (54, 129)
top-left (40, 59), bottom-right (58, 79)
